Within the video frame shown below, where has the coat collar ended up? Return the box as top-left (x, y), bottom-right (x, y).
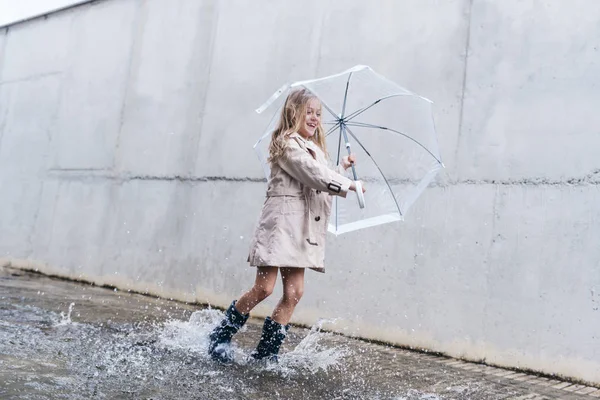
top-left (288, 132), bottom-right (306, 143)
top-left (289, 132), bottom-right (318, 151)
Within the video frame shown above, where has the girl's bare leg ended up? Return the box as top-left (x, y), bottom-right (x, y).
top-left (271, 267), bottom-right (305, 325)
top-left (235, 267), bottom-right (278, 314)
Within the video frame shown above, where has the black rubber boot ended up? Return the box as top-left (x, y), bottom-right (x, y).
top-left (250, 317), bottom-right (290, 362)
top-left (208, 300), bottom-right (249, 363)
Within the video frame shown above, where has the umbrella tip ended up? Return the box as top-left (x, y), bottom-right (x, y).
top-left (348, 64), bottom-right (371, 73)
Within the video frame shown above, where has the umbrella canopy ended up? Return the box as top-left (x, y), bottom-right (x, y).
top-left (254, 65), bottom-right (444, 235)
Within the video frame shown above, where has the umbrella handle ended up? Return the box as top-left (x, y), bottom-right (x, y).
top-left (342, 127), bottom-right (363, 208)
top-left (345, 142), bottom-right (364, 208)
top-left (354, 181), bottom-right (365, 209)
top-left (349, 163), bottom-right (358, 181)
top-left (345, 141), bottom-right (359, 181)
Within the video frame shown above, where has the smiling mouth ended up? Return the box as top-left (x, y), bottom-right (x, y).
top-left (307, 123), bottom-right (316, 129)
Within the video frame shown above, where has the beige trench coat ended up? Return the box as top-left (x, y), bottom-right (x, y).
top-left (247, 133), bottom-right (353, 273)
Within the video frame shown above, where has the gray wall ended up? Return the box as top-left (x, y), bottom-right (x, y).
top-left (1, 0), bottom-right (599, 384)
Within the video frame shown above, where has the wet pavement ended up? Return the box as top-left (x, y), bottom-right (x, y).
top-left (1, 265), bottom-right (598, 399)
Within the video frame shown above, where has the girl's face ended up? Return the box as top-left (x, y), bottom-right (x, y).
top-left (298, 98), bottom-right (321, 139)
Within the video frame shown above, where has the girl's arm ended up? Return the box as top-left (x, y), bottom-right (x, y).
top-left (278, 138), bottom-right (354, 197)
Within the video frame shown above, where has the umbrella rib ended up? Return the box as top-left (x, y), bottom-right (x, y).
top-left (325, 121), bottom-right (341, 137)
top-left (345, 121), bottom-right (443, 165)
top-left (320, 100), bottom-right (339, 121)
top-left (343, 93), bottom-right (407, 123)
top-left (341, 72), bottom-right (353, 118)
top-left (335, 125), bottom-right (343, 231)
top-left (345, 126), bottom-right (403, 217)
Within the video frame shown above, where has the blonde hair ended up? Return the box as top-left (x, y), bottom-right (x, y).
top-left (268, 88), bottom-right (327, 164)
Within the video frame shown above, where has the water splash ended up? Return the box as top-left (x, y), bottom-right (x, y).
top-left (56, 302), bottom-right (76, 326)
top-left (271, 318), bottom-right (350, 376)
top-left (156, 311), bottom-right (348, 374)
top-left (157, 308), bottom-right (224, 356)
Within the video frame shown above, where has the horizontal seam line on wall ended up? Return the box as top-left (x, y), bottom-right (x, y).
top-left (43, 173), bottom-right (600, 186)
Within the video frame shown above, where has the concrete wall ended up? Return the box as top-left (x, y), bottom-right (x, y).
top-left (1, 0), bottom-right (599, 384)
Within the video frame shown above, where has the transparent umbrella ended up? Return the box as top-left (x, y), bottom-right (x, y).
top-left (254, 65), bottom-right (444, 235)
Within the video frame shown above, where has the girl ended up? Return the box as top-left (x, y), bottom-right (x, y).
top-left (208, 88), bottom-right (365, 363)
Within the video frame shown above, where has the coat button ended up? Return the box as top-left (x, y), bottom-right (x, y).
top-left (315, 216), bottom-right (321, 221)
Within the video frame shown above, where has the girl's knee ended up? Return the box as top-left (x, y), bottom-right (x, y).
top-left (283, 286), bottom-right (304, 304)
top-left (254, 285), bottom-right (274, 301)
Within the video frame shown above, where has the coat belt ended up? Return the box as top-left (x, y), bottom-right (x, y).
top-left (266, 189), bottom-right (303, 197)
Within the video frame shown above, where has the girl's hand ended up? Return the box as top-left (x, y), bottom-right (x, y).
top-left (350, 181), bottom-right (366, 193)
top-left (342, 154), bottom-right (357, 170)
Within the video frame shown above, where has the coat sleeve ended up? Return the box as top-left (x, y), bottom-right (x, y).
top-left (278, 138), bottom-right (353, 197)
